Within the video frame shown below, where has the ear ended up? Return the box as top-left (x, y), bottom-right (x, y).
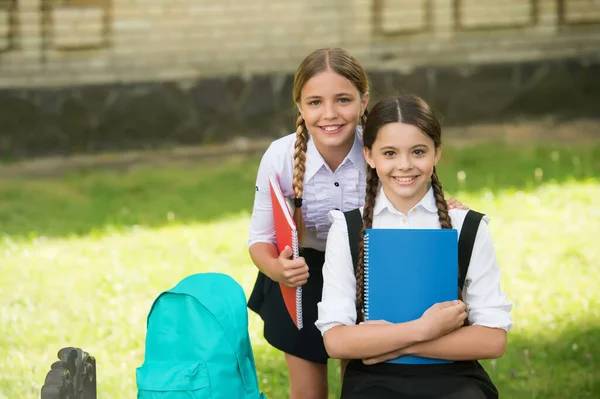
top-left (296, 102), bottom-right (303, 117)
top-left (360, 92), bottom-right (370, 115)
top-left (434, 145), bottom-right (442, 165)
top-left (364, 147), bottom-right (376, 169)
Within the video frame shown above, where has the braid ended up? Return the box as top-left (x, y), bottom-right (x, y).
top-left (432, 167), bottom-right (467, 303)
top-left (292, 114), bottom-right (309, 244)
top-left (432, 168), bottom-right (469, 309)
top-left (360, 109), bottom-right (369, 128)
top-left (431, 166), bottom-right (452, 229)
top-left (356, 165), bottom-right (379, 323)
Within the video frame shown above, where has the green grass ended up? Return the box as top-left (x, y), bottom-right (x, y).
top-left (1, 141), bottom-right (599, 399)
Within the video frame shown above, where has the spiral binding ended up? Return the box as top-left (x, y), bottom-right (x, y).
top-left (363, 231), bottom-right (370, 321)
top-left (292, 229), bottom-right (303, 329)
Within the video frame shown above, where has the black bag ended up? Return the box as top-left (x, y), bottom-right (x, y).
top-left (40, 347), bottom-right (97, 399)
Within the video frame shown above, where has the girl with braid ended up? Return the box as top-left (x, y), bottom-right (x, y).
top-left (247, 49), bottom-right (466, 399)
top-left (316, 94), bottom-right (513, 399)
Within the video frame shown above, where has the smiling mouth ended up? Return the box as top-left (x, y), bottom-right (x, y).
top-left (393, 176), bottom-right (419, 185)
top-left (319, 125), bottom-right (344, 134)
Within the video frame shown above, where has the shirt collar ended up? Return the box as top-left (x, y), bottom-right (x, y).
top-left (347, 131), bottom-right (366, 170)
top-left (373, 185), bottom-right (439, 215)
top-left (304, 129), bottom-right (365, 182)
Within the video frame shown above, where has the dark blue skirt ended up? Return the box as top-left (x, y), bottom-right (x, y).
top-left (342, 359), bottom-right (498, 399)
top-left (248, 248), bottom-right (328, 364)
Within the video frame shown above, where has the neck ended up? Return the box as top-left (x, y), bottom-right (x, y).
top-left (313, 137), bottom-right (355, 172)
top-left (383, 184), bottom-right (430, 215)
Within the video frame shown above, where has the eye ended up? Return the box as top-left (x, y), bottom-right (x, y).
top-left (384, 151), bottom-right (395, 157)
top-left (338, 97), bottom-right (351, 103)
top-left (309, 100), bottom-right (321, 106)
top-left (413, 149), bottom-right (425, 155)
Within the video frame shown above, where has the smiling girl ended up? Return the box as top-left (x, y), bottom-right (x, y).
top-left (316, 94), bottom-right (513, 398)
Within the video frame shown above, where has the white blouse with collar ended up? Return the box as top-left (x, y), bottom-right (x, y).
top-left (248, 130), bottom-right (366, 252)
top-left (315, 186), bottom-right (513, 334)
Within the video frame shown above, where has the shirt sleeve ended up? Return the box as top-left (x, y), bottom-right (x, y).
top-left (247, 144), bottom-right (278, 249)
top-left (463, 218), bottom-right (514, 332)
top-left (315, 210), bottom-right (358, 335)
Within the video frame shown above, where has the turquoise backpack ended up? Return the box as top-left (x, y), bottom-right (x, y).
top-left (136, 273), bottom-right (266, 399)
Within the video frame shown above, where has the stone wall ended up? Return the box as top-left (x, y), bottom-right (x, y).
top-left (3, 58), bottom-right (599, 159)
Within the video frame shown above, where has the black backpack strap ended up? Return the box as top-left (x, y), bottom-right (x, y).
top-left (343, 208), bottom-right (363, 271)
top-left (458, 210), bottom-right (485, 290)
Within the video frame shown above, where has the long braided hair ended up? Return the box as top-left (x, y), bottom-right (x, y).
top-left (291, 48), bottom-right (369, 244)
top-left (356, 94), bottom-right (450, 322)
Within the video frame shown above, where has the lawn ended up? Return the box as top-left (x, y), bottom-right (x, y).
top-left (1, 141), bottom-right (599, 398)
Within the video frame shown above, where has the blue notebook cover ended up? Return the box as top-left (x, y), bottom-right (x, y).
top-left (364, 228), bottom-right (458, 364)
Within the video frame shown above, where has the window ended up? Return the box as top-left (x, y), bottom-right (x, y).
top-left (0, 0), bottom-right (16, 52)
top-left (44, 0), bottom-right (111, 50)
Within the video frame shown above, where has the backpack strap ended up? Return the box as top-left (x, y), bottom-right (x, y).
top-left (458, 210), bottom-right (485, 290)
top-left (343, 208), bottom-right (363, 271)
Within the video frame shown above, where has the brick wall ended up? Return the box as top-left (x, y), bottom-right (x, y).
top-left (1, 1), bottom-right (600, 159)
top-left (1, 0), bottom-right (599, 88)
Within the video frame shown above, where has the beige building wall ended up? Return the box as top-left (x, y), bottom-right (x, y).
top-left (0, 0), bottom-right (599, 88)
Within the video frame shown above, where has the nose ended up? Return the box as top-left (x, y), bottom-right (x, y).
top-left (396, 154), bottom-right (412, 171)
top-left (323, 101), bottom-right (337, 120)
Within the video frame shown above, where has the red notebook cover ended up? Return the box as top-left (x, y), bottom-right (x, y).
top-left (268, 174), bottom-right (303, 330)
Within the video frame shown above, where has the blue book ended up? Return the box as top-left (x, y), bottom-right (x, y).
top-left (364, 228), bottom-right (458, 364)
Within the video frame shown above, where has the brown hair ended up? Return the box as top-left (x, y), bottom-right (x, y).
top-left (292, 47), bottom-right (369, 243)
top-left (356, 94), bottom-right (450, 321)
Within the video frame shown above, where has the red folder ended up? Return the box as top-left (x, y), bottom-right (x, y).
top-left (269, 174), bottom-right (303, 330)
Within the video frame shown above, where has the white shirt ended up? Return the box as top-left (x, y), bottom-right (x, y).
top-left (316, 186), bottom-right (513, 334)
top-left (248, 130), bottom-right (366, 252)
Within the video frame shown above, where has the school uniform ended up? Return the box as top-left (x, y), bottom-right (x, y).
top-left (247, 129), bottom-right (366, 364)
top-left (316, 186), bottom-right (513, 398)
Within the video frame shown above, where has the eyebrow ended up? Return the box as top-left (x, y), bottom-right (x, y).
top-left (304, 93), bottom-right (355, 100)
top-left (380, 144), bottom-right (429, 150)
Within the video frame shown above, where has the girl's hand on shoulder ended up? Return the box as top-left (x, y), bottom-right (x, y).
top-left (418, 300), bottom-right (467, 341)
top-left (273, 246), bottom-right (310, 288)
top-left (446, 197), bottom-right (469, 210)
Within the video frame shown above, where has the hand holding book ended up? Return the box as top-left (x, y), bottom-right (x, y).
top-left (359, 300), bottom-right (467, 365)
top-left (417, 300), bottom-right (468, 341)
top-left (268, 173), bottom-right (305, 329)
top-left (273, 245), bottom-right (310, 288)
top-left (359, 300), bottom-right (466, 340)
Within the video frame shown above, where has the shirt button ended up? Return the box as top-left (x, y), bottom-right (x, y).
top-left (402, 218), bottom-right (407, 223)
top-left (334, 182), bottom-right (340, 187)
